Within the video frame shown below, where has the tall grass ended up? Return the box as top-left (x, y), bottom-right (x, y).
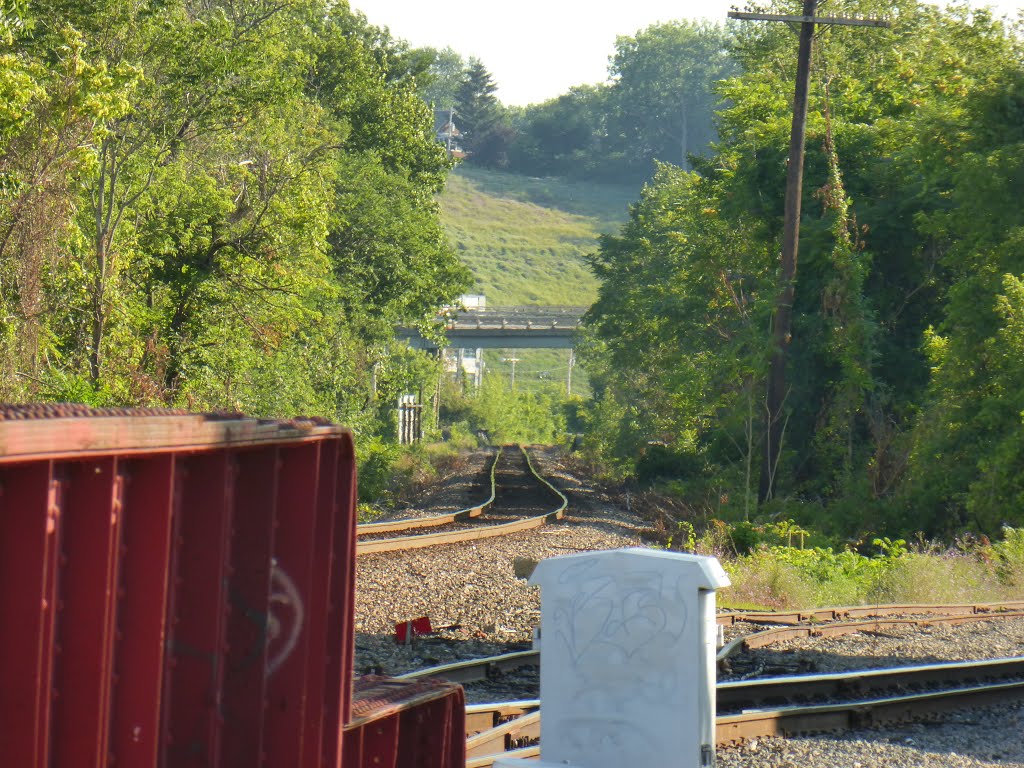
top-left (678, 521), bottom-right (1024, 610)
top-left (438, 166), bottom-right (636, 305)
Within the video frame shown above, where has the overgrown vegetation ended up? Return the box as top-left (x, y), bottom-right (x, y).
top-left (439, 374), bottom-right (570, 445)
top-left (7, 0), bottom-right (1024, 556)
top-left (580, 0), bottom-right (1024, 540)
top-left (0, 0), bottom-right (467, 426)
top-left (669, 519), bottom-right (1024, 609)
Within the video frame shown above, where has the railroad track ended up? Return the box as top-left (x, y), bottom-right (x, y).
top-left (395, 602), bottom-right (1024, 765)
top-left (355, 445), bottom-right (568, 555)
top-left (458, 655), bottom-right (1024, 764)
top-left (400, 601), bottom-right (1024, 687)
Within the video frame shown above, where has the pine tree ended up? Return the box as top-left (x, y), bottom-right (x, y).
top-left (454, 59), bottom-right (510, 166)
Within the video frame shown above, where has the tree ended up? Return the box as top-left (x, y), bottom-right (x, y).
top-left (508, 85), bottom-right (608, 178)
top-left (0, 0), bottom-right (470, 422)
top-left (504, 20), bottom-right (735, 183)
top-left (604, 21), bottom-right (736, 177)
top-left (581, 0), bottom-right (1024, 536)
top-left (418, 46), bottom-right (465, 110)
top-left (455, 59), bottom-right (512, 167)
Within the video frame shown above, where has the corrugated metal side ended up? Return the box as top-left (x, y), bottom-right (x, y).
top-left (0, 410), bottom-right (356, 768)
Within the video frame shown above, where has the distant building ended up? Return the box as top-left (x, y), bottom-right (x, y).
top-left (434, 109), bottom-right (467, 159)
top-left (442, 294), bottom-right (485, 387)
top-left (460, 294), bottom-right (486, 310)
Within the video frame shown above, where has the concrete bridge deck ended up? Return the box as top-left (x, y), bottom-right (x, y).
top-left (397, 306), bottom-right (588, 349)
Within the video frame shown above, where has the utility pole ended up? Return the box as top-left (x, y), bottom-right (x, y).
top-left (505, 357), bottom-right (520, 391)
top-left (728, 2), bottom-right (889, 503)
top-left (446, 106), bottom-right (455, 153)
top-left (566, 349), bottom-right (575, 398)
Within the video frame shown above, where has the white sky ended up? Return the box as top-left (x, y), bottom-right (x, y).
top-left (352, 0), bottom-right (1023, 107)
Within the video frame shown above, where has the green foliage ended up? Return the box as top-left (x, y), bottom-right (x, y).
top-left (604, 20), bottom-right (736, 177)
top-left (580, 162), bottom-right (773, 513)
top-left (0, 0), bottom-right (465, 429)
top-left (579, 0), bottom-right (1024, 538)
top-left (507, 85), bottom-right (607, 178)
top-left (505, 20), bottom-right (736, 183)
top-left (441, 373), bottom-right (568, 445)
top-left (993, 526), bottom-right (1024, 594)
top-left (715, 522), bottom-right (1024, 608)
top-left (417, 46), bottom-right (464, 109)
top-left (355, 435), bottom-right (403, 504)
top-left (456, 59), bottom-right (513, 168)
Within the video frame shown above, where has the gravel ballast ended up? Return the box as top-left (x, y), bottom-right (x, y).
top-left (354, 447), bottom-right (1024, 766)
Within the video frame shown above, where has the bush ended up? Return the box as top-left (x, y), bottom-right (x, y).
top-left (876, 553), bottom-right (1002, 604)
top-left (723, 553), bottom-right (817, 610)
top-left (717, 524), bottom-right (1024, 609)
top-left (993, 526), bottom-right (1024, 595)
top-left (356, 436), bottom-right (402, 505)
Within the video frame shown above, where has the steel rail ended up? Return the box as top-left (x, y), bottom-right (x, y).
top-left (356, 445), bottom-right (568, 555)
top-left (356, 447), bottom-right (502, 536)
top-left (458, 656), bottom-right (1024, 740)
top-left (463, 660), bottom-right (1024, 763)
top-left (719, 655), bottom-right (1024, 712)
top-left (395, 610), bottom-right (1024, 688)
top-left (718, 600), bottom-right (1024, 627)
top-left (465, 745), bottom-right (539, 768)
top-left (717, 610), bottom-right (1024, 660)
top-left (716, 678), bottom-right (1024, 745)
top-left (464, 700), bottom-right (539, 735)
top-left (465, 710), bottom-right (540, 759)
top-left (398, 650), bottom-right (539, 684)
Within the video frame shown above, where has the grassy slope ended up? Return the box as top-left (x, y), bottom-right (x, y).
top-left (438, 165), bottom-right (637, 306)
top-left (437, 166), bottom-right (638, 396)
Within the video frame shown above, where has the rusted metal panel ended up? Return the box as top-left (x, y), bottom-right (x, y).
top-left (109, 455), bottom-right (176, 768)
top-left (0, 408), bottom-right (359, 768)
top-left (0, 406), bottom-right (464, 768)
top-left (0, 461), bottom-right (58, 766)
top-left (300, 439), bottom-right (341, 768)
top-left (343, 677), bottom-right (466, 768)
top-left (321, 434), bottom-right (358, 768)
top-left (163, 451), bottom-right (236, 767)
top-left (264, 442), bottom-right (321, 765)
top-left (51, 457), bottom-right (123, 768)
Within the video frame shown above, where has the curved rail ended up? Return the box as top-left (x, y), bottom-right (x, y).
top-left (355, 445), bottom-right (568, 555)
top-left (718, 609), bottom-right (1024, 661)
top-left (356, 447), bottom-right (502, 536)
top-left (464, 700), bottom-right (539, 736)
top-left (398, 649), bottom-right (539, 684)
top-left (716, 677), bottom-right (1024, 745)
top-left (718, 600), bottom-right (1024, 627)
top-left (463, 657), bottom-right (1024, 764)
top-left (395, 601), bottom-right (1024, 685)
top-left (466, 709), bottom-right (540, 760)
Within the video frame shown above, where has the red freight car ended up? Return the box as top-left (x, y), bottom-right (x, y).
top-left (0, 405), bottom-right (464, 768)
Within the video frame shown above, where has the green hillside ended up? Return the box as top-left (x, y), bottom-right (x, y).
top-left (438, 166), bottom-right (637, 306)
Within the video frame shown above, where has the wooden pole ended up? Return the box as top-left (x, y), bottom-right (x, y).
top-left (728, 3), bottom-right (889, 502)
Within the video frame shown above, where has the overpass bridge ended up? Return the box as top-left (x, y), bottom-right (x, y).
top-left (397, 305), bottom-right (588, 350)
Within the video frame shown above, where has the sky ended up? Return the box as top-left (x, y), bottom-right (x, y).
top-left (351, 0), bottom-right (1022, 107)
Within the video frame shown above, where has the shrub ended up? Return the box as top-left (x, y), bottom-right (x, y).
top-left (356, 436), bottom-right (402, 505)
top-left (723, 552), bottom-right (817, 610)
top-left (993, 526), bottom-right (1024, 595)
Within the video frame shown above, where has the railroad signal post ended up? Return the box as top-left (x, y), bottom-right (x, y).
top-left (727, 2), bottom-right (889, 502)
top-left (497, 548), bottom-right (729, 768)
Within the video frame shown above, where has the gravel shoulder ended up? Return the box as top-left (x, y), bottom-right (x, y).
top-left (354, 446), bottom-right (650, 676)
top-left (353, 446), bottom-right (1024, 766)
top-left (717, 704), bottom-right (1024, 768)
